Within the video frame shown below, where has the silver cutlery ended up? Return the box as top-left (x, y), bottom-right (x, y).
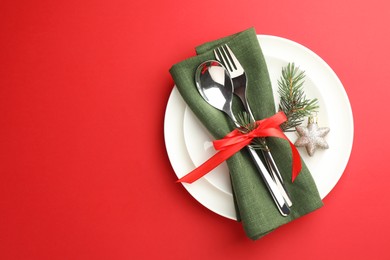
top-left (214, 44), bottom-right (292, 207)
top-left (195, 60), bottom-right (290, 216)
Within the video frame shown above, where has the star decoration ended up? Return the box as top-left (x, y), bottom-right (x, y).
top-left (294, 117), bottom-right (330, 156)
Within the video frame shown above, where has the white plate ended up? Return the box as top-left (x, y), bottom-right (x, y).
top-left (164, 35), bottom-right (354, 220)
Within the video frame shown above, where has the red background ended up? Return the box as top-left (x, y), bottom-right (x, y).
top-left (1, 0), bottom-right (389, 259)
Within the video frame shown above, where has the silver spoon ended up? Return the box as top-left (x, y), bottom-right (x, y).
top-left (195, 60), bottom-right (290, 216)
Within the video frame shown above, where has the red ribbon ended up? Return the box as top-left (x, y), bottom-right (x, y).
top-left (177, 111), bottom-right (301, 184)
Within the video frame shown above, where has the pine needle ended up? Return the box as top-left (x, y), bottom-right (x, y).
top-left (236, 111), bottom-right (267, 150)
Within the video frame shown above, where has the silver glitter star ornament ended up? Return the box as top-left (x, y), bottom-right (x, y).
top-left (295, 116), bottom-right (330, 156)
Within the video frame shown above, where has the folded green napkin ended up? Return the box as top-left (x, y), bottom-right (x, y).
top-left (169, 28), bottom-right (323, 240)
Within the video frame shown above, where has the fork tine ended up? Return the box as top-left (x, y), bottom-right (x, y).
top-left (216, 48), bottom-right (227, 68)
top-left (214, 47), bottom-right (233, 72)
top-left (213, 49), bottom-right (221, 62)
top-left (213, 49), bottom-right (225, 68)
top-left (224, 44), bottom-right (240, 70)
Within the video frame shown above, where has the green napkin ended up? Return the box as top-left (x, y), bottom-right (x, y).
top-left (169, 28), bottom-right (323, 240)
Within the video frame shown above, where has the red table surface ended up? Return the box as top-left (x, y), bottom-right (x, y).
top-left (1, 0), bottom-right (389, 259)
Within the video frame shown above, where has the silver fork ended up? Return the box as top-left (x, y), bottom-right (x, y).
top-left (214, 44), bottom-right (292, 207)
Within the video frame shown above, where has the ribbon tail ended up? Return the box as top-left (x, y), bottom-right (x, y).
top-left (177, 142), bottom-right (249, 184)
top-left (255, 128), bottom-right (302, 182)
top-left (289, 140), bottom-right (302, 182)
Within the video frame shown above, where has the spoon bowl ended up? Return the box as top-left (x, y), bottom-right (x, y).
top-left (195, 61), bottom-right (236, 121)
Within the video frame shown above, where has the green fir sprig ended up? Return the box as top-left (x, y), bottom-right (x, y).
top-left (236, 111), bottom-right (267, 150)
top-left (278, 63), bottom-right (319, 132)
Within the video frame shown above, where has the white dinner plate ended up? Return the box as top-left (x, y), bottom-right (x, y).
top-left (164, 35), bottom-right (354, 220)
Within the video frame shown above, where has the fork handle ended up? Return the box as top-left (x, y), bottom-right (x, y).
top-left (230, 112), bottom-right (290, 216)
top-left (242, 98), bottom-right (292, 206)
top-left (247, 146), bottom-right (290, 216)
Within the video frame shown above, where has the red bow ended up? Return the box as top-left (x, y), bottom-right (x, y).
top-left (177, 111), bottom-right (301, 183)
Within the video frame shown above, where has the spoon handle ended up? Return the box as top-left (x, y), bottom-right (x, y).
top-left (243, 101), bottom-right (293, 207)
top-left (263, 151), bottom-right (293, 207)
top-left (230, 112), bottom-right (290, 215)
top-left (247, 146), bottom-right (291, 216)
